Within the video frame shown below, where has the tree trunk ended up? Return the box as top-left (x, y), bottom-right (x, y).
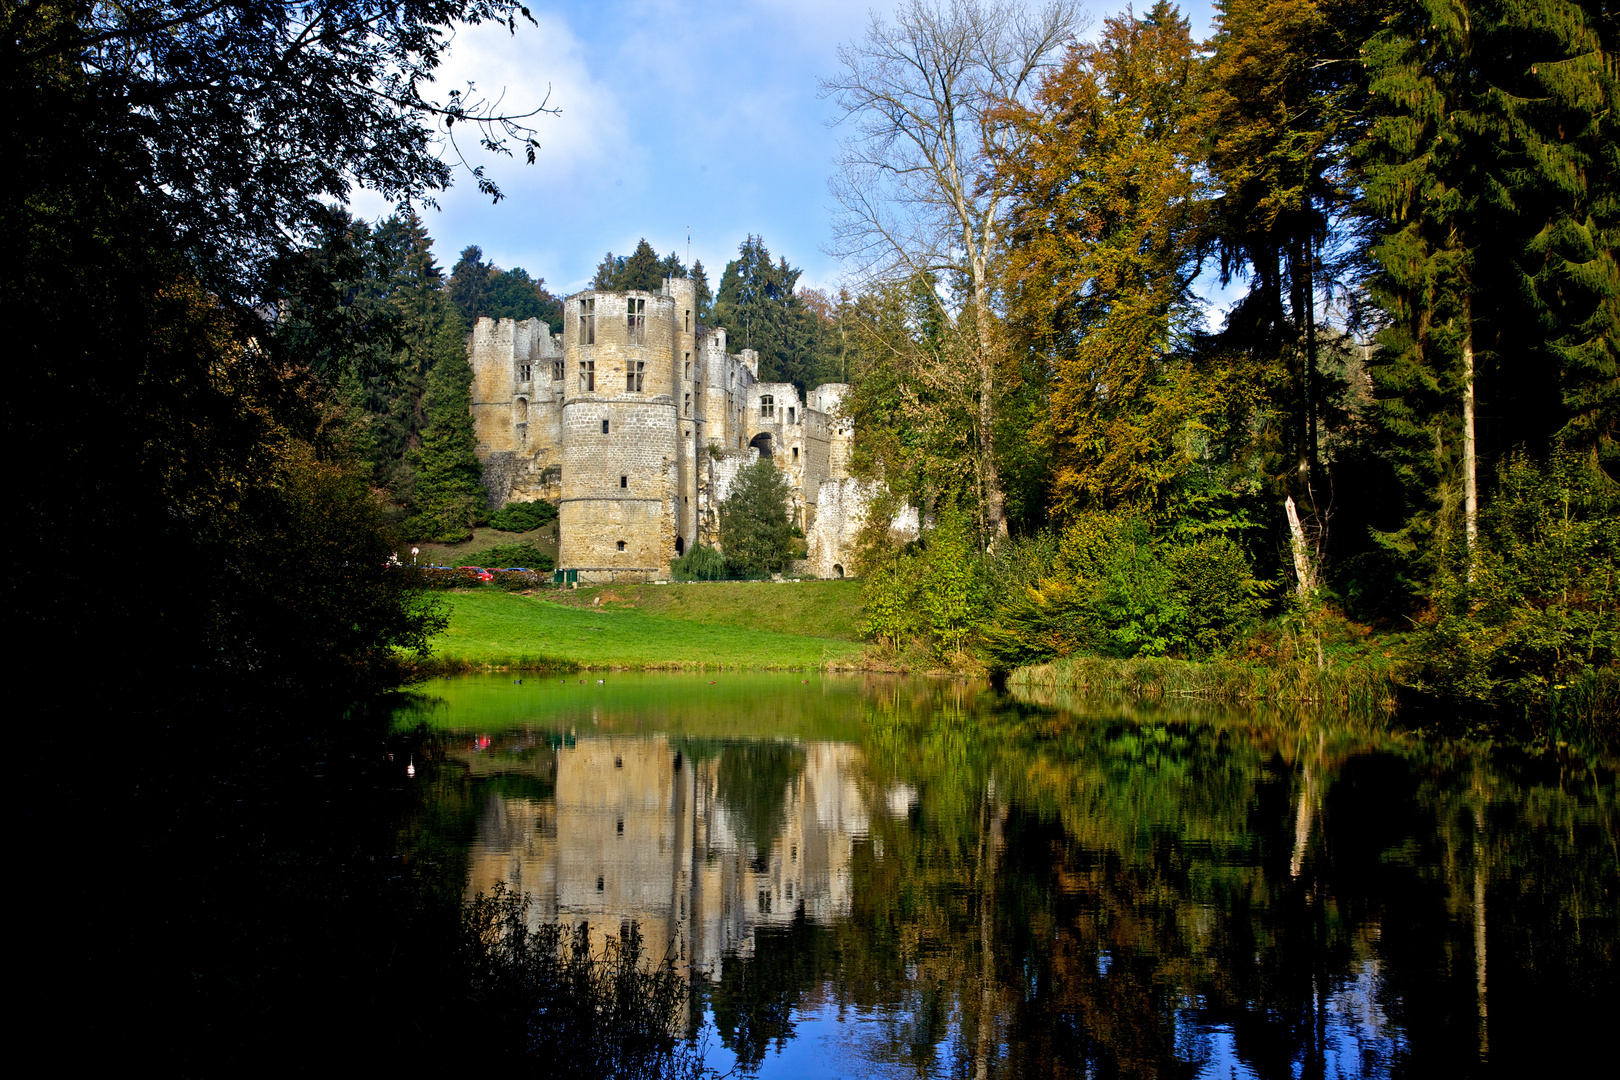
top-left (1305, 237), bottom-right (1318, 492)
top-left (970, 249), bottom-right (1007, 540)
top-left (1463, 292), bottom-right (1478, 575)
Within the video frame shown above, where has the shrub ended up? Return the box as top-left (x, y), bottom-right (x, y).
top-left (671, 543), bottom-right (728, 581)
top-left (978, 514), bottom-right (1266, 671)
top-left (1410, 451), bottom-right (1619, 728)
top-left (487, 499), bottom-right (558, 532)
top-left (458, 542), bottom-right (554, 570)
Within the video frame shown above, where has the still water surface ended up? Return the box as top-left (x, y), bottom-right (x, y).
top-left (395, 673), bottom-right (1615, 1078)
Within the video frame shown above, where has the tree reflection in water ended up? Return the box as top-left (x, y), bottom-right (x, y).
top-left (429, 674), bottom-right (1615, 1077)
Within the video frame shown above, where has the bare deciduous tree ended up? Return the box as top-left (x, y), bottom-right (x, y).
top-left (822, 0), bottom-right (1085, 538)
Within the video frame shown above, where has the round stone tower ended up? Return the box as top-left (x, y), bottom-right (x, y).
top-left (558, 281), bottom-right (695, 581)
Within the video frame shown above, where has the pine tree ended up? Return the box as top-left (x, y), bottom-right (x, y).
top-left (713, 236), bottom-right (817, 388)
top-left (719, 457), bottom-right (794, 578)
top-left (1359, 0), bottom-right (1516, 572)
top-left (408, 307), bottom-right (484, 541)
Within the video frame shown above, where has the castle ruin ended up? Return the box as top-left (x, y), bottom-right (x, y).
top-left (468, 276), bottom-right (881, 581)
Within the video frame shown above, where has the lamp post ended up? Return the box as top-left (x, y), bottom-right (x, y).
top-left (411, 546), bottom-right (419, 566)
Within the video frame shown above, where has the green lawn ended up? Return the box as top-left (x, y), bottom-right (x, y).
top-left (550, 579), bottom-right (865, 640)
top-left (423, 589), bottom-right (867, 670)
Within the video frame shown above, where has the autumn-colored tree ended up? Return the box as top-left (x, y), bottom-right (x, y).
top-left (999, 1), bottom-right (1210, 519)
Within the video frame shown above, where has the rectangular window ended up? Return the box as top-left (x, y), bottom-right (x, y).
top-left (518, 363), bottom-right (531, 382)
top-left (760, 395), bottom-right (774, 418)
top-left (551, 360), bottom-right (564, 381)
top-left (602, 418), bottom-right (610, 434)
top-left (619, 475), bottom-right (627, 488)
top-left (685, 310), bottom-right (690, 332)
top-left (626, 361), bottom-right (645, 392)
top-left (788, 406), bottom-right (795, 424)
top-left (580, 359), bottom-right (595, 392)
top-left (580, 298), bottom-right (596, 345)
top-left (792, 446), bottom-right (799, 461)
top-left (684, 353), bottom-right (691, 379)
top-left (627, 297), bottom-right (645, 343)
top-left (617, 540), bottom-right (626, 551)
top-left (684, 392), bottom-right (692, 417)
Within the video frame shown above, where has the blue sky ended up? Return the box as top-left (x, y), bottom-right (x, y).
top-left (350, 1), bottom-right (1223, 299)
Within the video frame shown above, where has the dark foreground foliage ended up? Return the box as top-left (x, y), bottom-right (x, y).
top-left (462, 886), bottom-right (708, 1078)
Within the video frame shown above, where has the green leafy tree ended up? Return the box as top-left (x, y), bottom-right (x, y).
top-left (719, 458), bottom-right (795, 578)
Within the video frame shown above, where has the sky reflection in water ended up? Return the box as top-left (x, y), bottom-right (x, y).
top-left (395, 673), bottom-right (1614, 1078)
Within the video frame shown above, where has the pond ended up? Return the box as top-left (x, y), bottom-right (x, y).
top-left (392, 672), bottom-right (1615, 1078)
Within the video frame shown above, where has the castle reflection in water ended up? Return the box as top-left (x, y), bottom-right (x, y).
top-left (465, 735), bottom-right (903, 979)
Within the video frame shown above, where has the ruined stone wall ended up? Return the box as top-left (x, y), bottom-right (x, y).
top-left (808, 383), bottom-right (852, 481)
top-left (469, 316), bottom-right (565, 507)
top-left (805, 477), bottom-right (920, 579)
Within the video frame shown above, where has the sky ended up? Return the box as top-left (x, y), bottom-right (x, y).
top-left (348, 0), bottom-right (1223, 300)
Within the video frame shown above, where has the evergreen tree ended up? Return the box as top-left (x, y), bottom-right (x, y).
top-left (713, 235), bottom-right (823, 388)
top-left (1201, 0), bottom-right (1368, 500)
top-left (590, 239), bottom-right (680, 293)
top-left (719, 458), bottom-right (795, 578)
top-left (690, 259), bottom-right (714, 322)
top-left (407, 307), bottom-right (484, 540)
top-left (448, 245), bottom-right (562, 331)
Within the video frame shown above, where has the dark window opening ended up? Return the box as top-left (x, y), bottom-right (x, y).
top-left (552, 360), bottom-right (564, 381)
top-left (760, 395), bottom-right (775, 418)
top-left (627, 297), bottom-right (646, 343)
top-left (685, 309), bottom-right (690, 331)
top-left (580, 360), bottom-right (595, 392)
top-left (675, 535), bottom-right (685, 556)
top-left (617, 540), bottom-right (626, 551)
top-left (619, 475), bottom-right (627, 488)
top-left (519, 362), bottom-right (531, 382)
top-left (792, 446), bottom-right (799, 461)
top-left (627, 360), bottom-right (645, 392)
top-left (602, 418), bottom-right (610, 434)
top-left (788, 406), bottom-right (795, 424)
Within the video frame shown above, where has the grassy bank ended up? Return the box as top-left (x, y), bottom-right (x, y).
top-left (548, 579), bottom-right (865, 640)
top-left (412, 589), bottom-right (866, 673)
top-left (1010, 653), bottom-right (1401, 713)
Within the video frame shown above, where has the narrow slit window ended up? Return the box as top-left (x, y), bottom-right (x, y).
top-left (685, 309), bottom-right (691, 332)
top-left (684, 353), bottom-right (691, 379)
top-left (620, 475), bottom-right (627, 488)
top-left (792, 446), bottom-right (799, 461)
top-left (602, 418), bottom-right (610, 434)
top-left (580, 360), bottom-right (595, 392)
top-left (684, 392), bottom-right (692, 417)
top-left (788, 406), bottom-right (795, 424)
